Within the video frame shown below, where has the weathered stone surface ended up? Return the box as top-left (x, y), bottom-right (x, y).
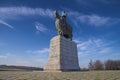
top-left (44, 35), bottom-right (79, 71)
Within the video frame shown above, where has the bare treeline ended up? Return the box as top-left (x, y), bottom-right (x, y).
top-left (88, 59), bottom-right (120, 70)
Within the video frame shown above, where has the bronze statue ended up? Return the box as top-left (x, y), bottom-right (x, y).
top-left (54, 10), bottom-right (72, 40)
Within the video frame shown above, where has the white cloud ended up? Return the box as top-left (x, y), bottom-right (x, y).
top-left (73, 39), bottom-right (82, 43)
top-left (77, 0), bottom-right (117, 5)
top-left (78, 52), bottom-right (89, 58)
top-left (0, 20), bottom-right (14, 29)
top-left (77, 39), bottom-right (104, 50)
top-left (0, 7), bottom-right (53, 19)
top-left (35, 22), bottom-right (48, 33)
top-left (26, 48), bottom-right (49, 54)
top-left (99, 47), bottom-right (111, 54)
top-left (78, 14), bottom-right (110, 26)
top-left (0, 55), bottom-right (7, 58)
top-left (33, 48), bottom-right (49, 54)
top-left (74, 38), bottom-right (112, 59)
top-left (68, 10), bottom-right (120, 27)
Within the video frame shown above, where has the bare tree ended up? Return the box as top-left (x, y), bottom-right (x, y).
top-left (105, 60), bottom-right (112, 70)
top-left (105, 60), bottom-right (120, 70)
top-left (88, 59), bottom-right (94, 70)
top-left (116, 60), bottom-right (120, 70)
top-left (94, 60), bottom-right (104, 70)
top-left (87, 59), bottom-right (120, 70)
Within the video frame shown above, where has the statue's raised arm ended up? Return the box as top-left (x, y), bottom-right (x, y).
top-left (54, 10), bottom-right (60, 19)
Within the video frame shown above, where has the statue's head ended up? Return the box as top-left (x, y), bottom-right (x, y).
top-left (62, 11), bottom-right (67, 17)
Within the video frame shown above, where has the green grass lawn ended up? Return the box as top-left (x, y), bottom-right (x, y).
top-left (0, 70), bottom-right (120, 80)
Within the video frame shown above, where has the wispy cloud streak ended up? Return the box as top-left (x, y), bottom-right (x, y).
top-left (77, 0), bottom-right (118, 5)
top-left (26, 48), bottom-right (49, 54)
top-left (0, 20), bottom-right (14, 29)
top-left (33, 48), bottom-right (49, 54)
top-left (0, 55), bottom-right (7, 58)
top-left (35, 22), bottom-right (48, 33)
top-left (78, 14), bottom-right (111, 26)
top-left (68, 10), bottom-right (120, 27)
top-left (0, 7), bottom-right (53, 18)
top-left (74, 38), bottom-right (112, 58)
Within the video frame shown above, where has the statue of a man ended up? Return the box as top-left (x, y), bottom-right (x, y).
top-left (54, 10), bottom-right (72, 40)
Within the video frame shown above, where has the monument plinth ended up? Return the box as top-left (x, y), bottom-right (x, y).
top-left (44, 35), bottom-right (79, 71)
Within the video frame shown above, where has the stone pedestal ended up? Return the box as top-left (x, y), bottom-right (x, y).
top-left (44, 35), bottom-right (79, 71)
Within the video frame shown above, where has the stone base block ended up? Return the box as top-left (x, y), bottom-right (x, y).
top-left (44, 35), bottom-right (80, 71)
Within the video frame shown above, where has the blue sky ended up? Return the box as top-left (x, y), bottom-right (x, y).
top-left (0, 0), bottom-right (120, 68)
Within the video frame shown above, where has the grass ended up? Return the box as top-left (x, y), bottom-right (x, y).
top-left (0, 70), bottom-right (120, 80)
